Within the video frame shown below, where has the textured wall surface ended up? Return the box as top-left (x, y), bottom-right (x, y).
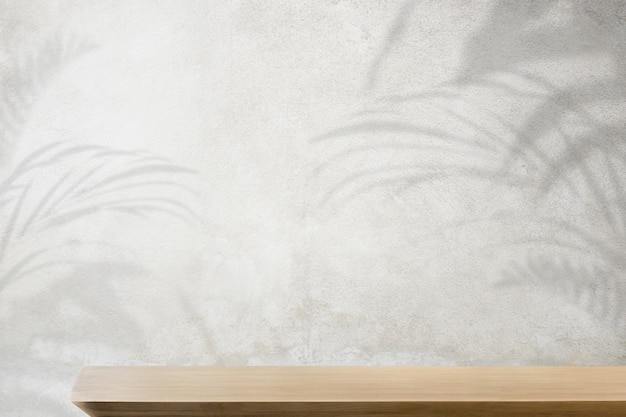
top-left (2, 0), bottom-right (626, 415)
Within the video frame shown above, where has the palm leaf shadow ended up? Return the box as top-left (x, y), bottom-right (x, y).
top-left (0, 145), bottom-right (202, 415)
top-left (312, 2), bottom-right (563, 211)
top-left (497, 255), bottom-right (626, 334)
top-left (364, 0), bottom-right (422, 91)
top-left (0, 142), bottom-right (201, 289)
top-left (451, 0), bottom-right (626, 334)
top-left (0, 35), bottom-right (96, 161)
top-left (310, 98), bottom-right (521, 210)
top-left (312, 0), bottom-right (626, 339)
top-left (0, 33), bottom-right (205, 416)
top-left (453, 2), bottom-right (626, 205)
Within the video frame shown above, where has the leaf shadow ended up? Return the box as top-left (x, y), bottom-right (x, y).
top-left (0, 34), bottom-right (96, 162)
top-left (453, 0), bottom-right (626, 336)
top-left (0, 142), bottom-right (202, 281)
top-left (364, 0), bottom-right (422, 91)
top-left (497, 255), bottom-right (626, 334)
top-left (0, 32), bottom-right (209, 416)
top-left (312, 0), bottom-right (626, 343)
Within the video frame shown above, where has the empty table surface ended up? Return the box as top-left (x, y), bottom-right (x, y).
top-left (71, 366), bottom-right (626, 417)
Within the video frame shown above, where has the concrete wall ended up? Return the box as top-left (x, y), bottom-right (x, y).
top-left (1, 1), bottom-right (625, 415)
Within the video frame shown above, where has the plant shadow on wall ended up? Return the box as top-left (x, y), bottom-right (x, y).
top-left (0, 35), bottom-right (96, 163)
top-left (0, 36), bottom-right (203, 416)
top-left (0, 141), bottom-right (201, 290)
top-left (311, 0), bottom-right (626, 358)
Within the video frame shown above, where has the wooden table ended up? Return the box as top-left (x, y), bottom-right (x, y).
top-left (71, 366), bottom-right (626, 416)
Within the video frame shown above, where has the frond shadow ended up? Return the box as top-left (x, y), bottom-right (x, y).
top-left (0, 34), bottom-right (96, 162)
top-left (309, 89), bottom-right (521, 210)
top-left (452, 0), bottom-right (626, 337)
top-left (0, 142), bottom-right (202, 289)
top-left (0, 142), bottom-right (203, 414)
top-left (497, 255), bottom-right (626, 334)
top-left (0, 32), bottom-right (206, 416)
top-left (312, 0), bottom-right (626, 343)
top-left (365, 0), bottom-right (422, 91)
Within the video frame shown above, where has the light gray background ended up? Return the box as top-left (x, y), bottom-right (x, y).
top-left (2, 1), bottom-right (626, 415)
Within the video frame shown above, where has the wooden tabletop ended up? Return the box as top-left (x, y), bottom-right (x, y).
top-left (71, 366), bottom-right (626, 417)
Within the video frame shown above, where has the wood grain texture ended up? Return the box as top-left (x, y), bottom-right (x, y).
top-left (71, 366), bottom-right (626, 416)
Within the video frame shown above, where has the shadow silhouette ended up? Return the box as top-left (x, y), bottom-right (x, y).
top-left (0, 34), bottom-right (96, 164)
top-left (455, 0), bottom-right (626, 335)
top-left (309, 94), bottom-right (514, 210)
top-left (311, 0), bottom-right (626, 342)
top-left (497, 254), bottom-right (626, 334)
top-left (0, 33), bottom-right (207, 416)
top-left (364, 0), bottom-right (422, 91)
top-left (0, 141), bottom-right (201, 290)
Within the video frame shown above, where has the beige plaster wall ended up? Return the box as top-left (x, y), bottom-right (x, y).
top-left (1, 1), bottom-right (626, 415)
